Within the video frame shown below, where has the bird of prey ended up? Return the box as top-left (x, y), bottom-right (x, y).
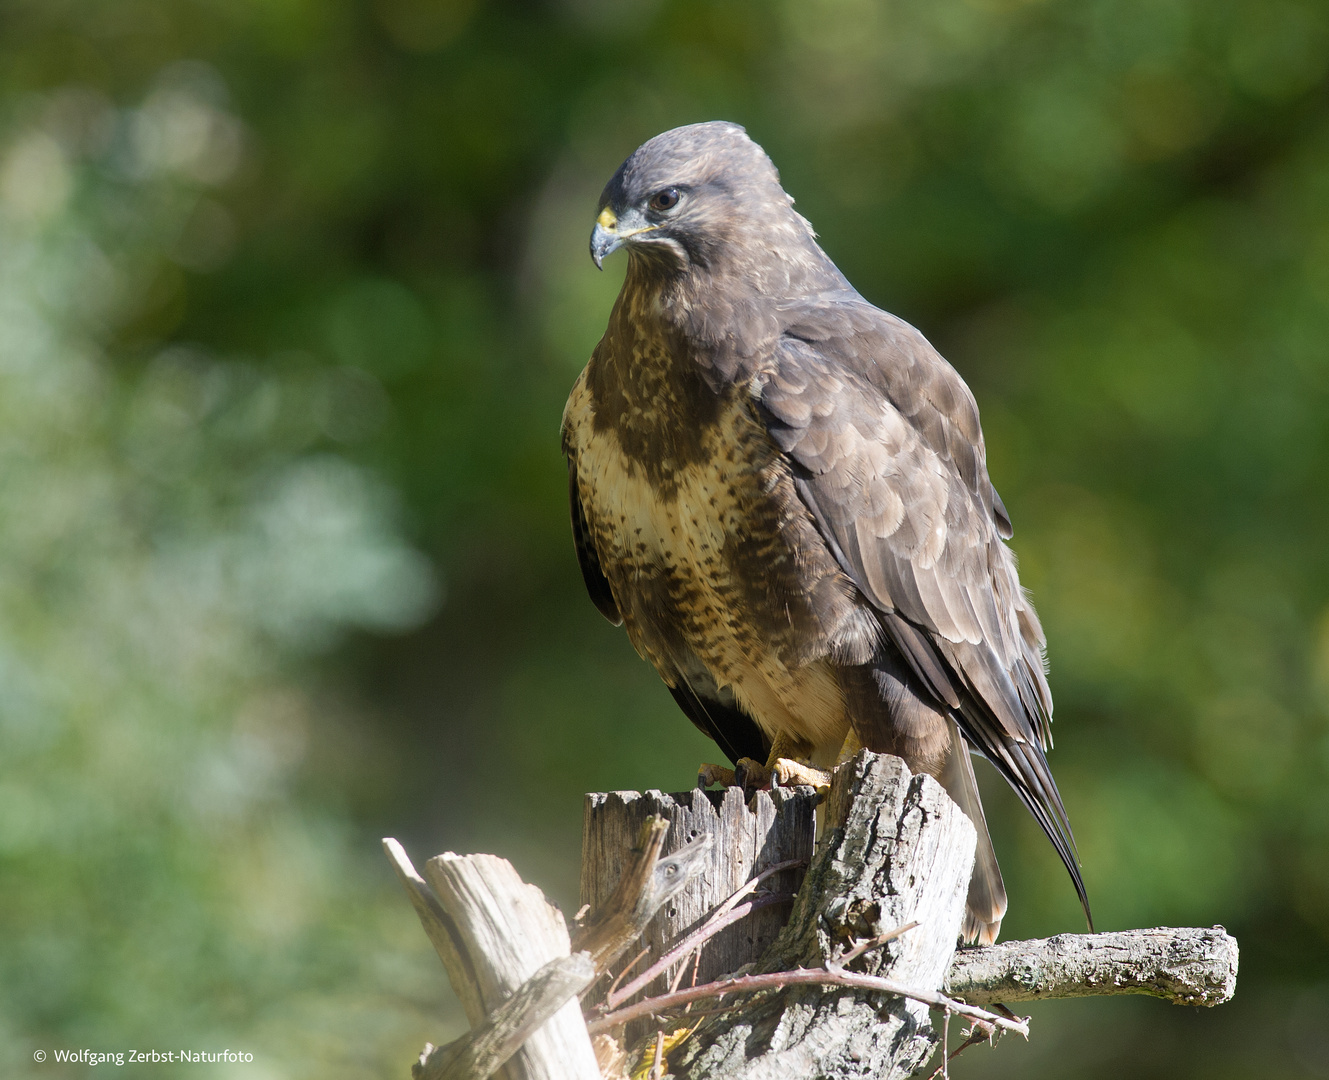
top-left (561, 121), bottom-right (1090, 944)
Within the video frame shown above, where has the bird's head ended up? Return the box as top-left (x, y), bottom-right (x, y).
top-left (590, 121), bottom-right (804, 276)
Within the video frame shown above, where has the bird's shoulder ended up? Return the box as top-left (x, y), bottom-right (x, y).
top-left (752, 301), bottom-right (1024, 635)
top-left (770, 292), bottom-right (999, 507)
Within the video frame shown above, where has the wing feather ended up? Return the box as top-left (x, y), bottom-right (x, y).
top-left (667, 674), bottom-right (770, 768)
top-left (568, 460), bottom-right (622, 626)
top-left (758, 307), bottom-right (1090, 929)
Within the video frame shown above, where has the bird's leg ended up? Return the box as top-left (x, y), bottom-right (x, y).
top-left (834, 728), bottom-right (864, 765)
top-left (700, 733), bottom-right (845, 793)
top-left (732, 734), bottom-right (832, 795)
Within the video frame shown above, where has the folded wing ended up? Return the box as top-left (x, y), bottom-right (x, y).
top-left (757, 302), bottom-right (1091, 928)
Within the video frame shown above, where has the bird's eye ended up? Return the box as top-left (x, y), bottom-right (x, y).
top-left (648, 187), bottom-right (680, 212)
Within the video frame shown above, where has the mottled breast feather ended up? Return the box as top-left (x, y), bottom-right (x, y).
top-left (562, 284), bottom-right (877, 766)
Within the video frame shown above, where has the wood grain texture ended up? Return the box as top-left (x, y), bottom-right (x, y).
top-left (581, 784), bottom-right (816, 1014)
top-left (572, 815), bottom-right (714, 975)
top-left (945, 925), bottom-right (1239, 1006)
top-left (383, 838), bottom-right (487, 1029)
top-left (424, 853), bottom-right (601, 1080)
top-left (668, 751), bottom-right (977, 1080)
top-left (414, 953), bottom-right (598, 1080)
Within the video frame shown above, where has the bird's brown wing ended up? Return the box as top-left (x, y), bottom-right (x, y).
top-left (758, 304), bottom-right (1090, 925)
top-left (568, 460), bottom-right (622, 626)
top-left (665, 671), bottom-right (772, 768)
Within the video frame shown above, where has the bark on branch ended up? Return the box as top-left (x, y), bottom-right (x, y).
top-left (659, 751), bottom-right (979, 1080)
top-left (945, 925), bottom-right (1239, 1007)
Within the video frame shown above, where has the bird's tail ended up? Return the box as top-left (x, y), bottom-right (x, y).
top-left (938, 720), bottom-right (1007, 946)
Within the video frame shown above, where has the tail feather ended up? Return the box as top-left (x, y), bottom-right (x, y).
top-left (938, 721), bottom-right (1007, 945)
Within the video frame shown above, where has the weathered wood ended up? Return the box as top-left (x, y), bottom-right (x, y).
top-left (383, 838), bottom-right (487, 1028)
top-left (390, 817), bottom-right (716, 1080)
top-left (665, 751), bottom-right (977, 1080)
top-left (581, 785), bottom-right (816, 1013)
top-left (390, 751), bottom-right (1243, 1080)
top-left (423, 852), bottom-right (601, 1080)
top-left (572, 815), bottom-right (714, 974)
top-left (414, 953), bottom-right (599, 1080)
top-left (945, 925), bottom-right (1239, 1007)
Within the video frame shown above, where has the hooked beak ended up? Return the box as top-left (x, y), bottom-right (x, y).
top-left (589, 206), bottom-right (656, 269)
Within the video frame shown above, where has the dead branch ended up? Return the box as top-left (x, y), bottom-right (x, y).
top-left (388, 749), bottom-right (1240, 1080)
top-left (387, 819), bottom-right (710, 1080)
top-left (415, 953), bottom-right (598, 1080)
top-left (945, 925), bottom-right (1239, 1007)
top-left (587, 964), bottom-right (1029, 1039)
top-left (572, 816), bottom-right (713, 973)
top-left (384, 838), bottom-right (487, 1027)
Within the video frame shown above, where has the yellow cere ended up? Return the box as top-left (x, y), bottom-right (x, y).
top-left (597, 207), bottom-right (618, 229)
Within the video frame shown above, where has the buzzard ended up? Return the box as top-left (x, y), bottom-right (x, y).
top-left (561, 121), bottom-right (1090, 944)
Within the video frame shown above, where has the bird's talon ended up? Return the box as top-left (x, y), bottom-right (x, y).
top-left (697, 763), bottom-right (735, 789)
top-left (771, 758), bottom-right (833, 795)
top-left (734, 757), bottom-right (772, 792)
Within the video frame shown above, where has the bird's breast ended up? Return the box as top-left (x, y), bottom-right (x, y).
top-left (564, 366), bottom-right (860, 762)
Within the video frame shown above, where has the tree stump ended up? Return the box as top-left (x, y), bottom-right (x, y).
top-left (665, 751), bottom-right (977, 1080)
top-left (389, 748), bottom-right (1240, 1080)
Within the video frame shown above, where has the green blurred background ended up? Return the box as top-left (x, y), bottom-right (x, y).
top-left (1, 0), bottom-right (1327, 1076)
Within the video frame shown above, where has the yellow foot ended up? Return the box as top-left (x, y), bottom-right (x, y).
top-left (697, 763), bottom-right (736, 789)
top-left (735, 757), bottom-right (833, 795)
top-left (774, 758), bottom-right (833, 793)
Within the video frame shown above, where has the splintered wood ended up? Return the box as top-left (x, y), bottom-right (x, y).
top-left (388, 748), bottom-right (1239, 1080)
top-left (580, 785), bottom-right (816, 1009)
top-left (382, 842), bottom-right (601, 1080)
top-left (664, 752), bottom-right (979, 1080)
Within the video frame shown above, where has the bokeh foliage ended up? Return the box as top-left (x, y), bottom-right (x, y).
top-left (1, 0), bottom-right (1327, 1076)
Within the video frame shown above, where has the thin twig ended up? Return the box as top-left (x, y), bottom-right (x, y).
top-left (605, 946), bottom-right (651, 1002)
top-left (605, 858), bottom-right (803, 1008)
top-left (608, 892), bottom-right (792, 1007)
top-left (669, 949), bottom-right (690, 994)
top-left (961, 1018), bottom-right (1001, 1054)
top-left (677, 950), bottom-right (703, 1014)
top-left (706, 858), bottom-right (805, 922)
top-left (650, 1030), bottom-right (664, 1079)
top-left (836, 921), bottom-right (920, 967)
top-left (587, 965), bottom-right (1030, 1039)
